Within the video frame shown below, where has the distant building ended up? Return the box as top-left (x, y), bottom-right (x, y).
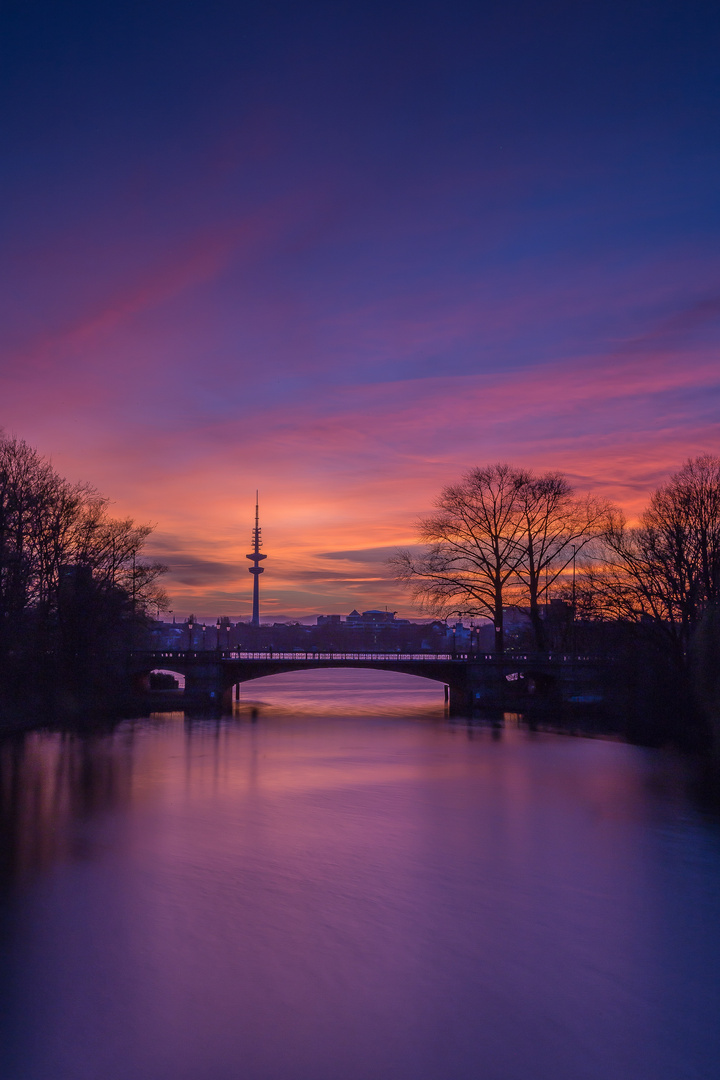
top-left (504, 607), bottom-right (533, 629)
top-left (316, 609), bottom-right (410, 628)
top-left (346, 609), bottom-right (410, 628)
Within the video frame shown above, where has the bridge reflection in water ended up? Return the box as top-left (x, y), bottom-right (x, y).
top-left (132, 650), bottom-right (610, 715)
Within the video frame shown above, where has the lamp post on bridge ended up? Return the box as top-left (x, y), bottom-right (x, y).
top-left (571, 544), bottom-right (577, 657)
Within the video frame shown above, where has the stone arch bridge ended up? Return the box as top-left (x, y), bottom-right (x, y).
top-left (131, 649), bottom-right (610, 714)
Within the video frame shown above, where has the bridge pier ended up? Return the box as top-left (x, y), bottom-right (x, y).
top-left (448, 663), bottom-right (507, 716)
top-left (184, 661), bottom-right (225, 709)
top-left (447, 683), bottom-right (471, 716)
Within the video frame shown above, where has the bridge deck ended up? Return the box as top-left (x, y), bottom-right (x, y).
top-left (131, 650), bottom-right (613, 713)
top-left (137, 650), bottom-right (601, 665)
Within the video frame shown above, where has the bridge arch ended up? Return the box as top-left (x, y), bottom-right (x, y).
top-left (218, 658), bottom-right (460, 688)
top-left (133, 665), bottom-right (187, 694)
top-left (223, 660), bottom-right (455, 684)
top-left (130, 651), bottom-right (476, 713)
top-left (229, 666), bottom-right (448, 716)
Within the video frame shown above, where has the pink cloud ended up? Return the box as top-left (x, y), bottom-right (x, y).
top-left (4, 195), bottom-right (718, 617)
top-left (23, 336), bottom-right (708, 618)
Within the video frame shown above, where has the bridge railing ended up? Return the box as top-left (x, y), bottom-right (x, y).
top-left (141, 650), bottom-right (462, 662)
top-left (135, 649), bottom-right (608, 664)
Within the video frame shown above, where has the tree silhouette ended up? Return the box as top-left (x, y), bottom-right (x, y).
top-left (602, 455), bottom-right (720, 660)
top-left (391, 463), bottom-right (612, 652)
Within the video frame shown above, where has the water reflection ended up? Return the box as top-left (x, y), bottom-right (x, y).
top-left (1, 680), bottom-right (719, 1080)
top-left (234, 667), bottom-right (446, 717)
top-left (0, 730), bottom-right (135, 881)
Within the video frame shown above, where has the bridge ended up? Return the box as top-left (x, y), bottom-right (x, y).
top-left (131, 649), bottom-right (611, 715)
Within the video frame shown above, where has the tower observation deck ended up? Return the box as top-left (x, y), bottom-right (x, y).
top-left (246, 492), bottom-right (266, 627)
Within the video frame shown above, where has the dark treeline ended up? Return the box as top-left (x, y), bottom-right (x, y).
top-left (4, 430), bottom-right (720, 763)
top-left (392, 457), bottom-right (720, 757)
top-left (0, 434), bottom-right (167, 720)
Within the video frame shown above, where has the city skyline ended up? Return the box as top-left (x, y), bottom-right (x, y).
top-left (2, 1), bottom-right (719, 618)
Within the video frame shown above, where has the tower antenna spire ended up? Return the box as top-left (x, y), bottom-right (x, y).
top-left (246, 491), bottom-right (266, 627)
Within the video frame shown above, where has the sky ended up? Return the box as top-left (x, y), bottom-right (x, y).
top-left (2, 0), bottom-right (719, 620)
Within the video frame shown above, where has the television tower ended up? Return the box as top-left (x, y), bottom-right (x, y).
top-left (246, 492), bottom-right (266, 627)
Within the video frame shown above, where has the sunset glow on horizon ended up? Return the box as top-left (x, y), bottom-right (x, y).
top-left (3, 0), bottom-right (719, 619)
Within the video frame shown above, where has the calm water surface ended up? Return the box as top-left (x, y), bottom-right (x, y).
top-left (1, 670), bottom-right (720, 1080)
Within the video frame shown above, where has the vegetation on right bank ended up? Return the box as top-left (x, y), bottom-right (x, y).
top-left (392, 455), bottom-right (720, 757)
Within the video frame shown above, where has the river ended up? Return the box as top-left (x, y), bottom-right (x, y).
top-left (1, 670), bottom-right (719, 1080)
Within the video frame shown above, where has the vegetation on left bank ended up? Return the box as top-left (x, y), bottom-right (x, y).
top-left (0, 434), bottom-right (167, 722)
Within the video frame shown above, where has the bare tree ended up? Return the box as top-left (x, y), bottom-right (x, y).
top-left (602, 455), bottom-right (720, 660)
top-left (390, 464), bottom-right (529, 653)
top-left (515, 474), bottom-right (613, 648)
top-left (0, 433), bottom-right (168, 628)
top-left (391, 463), bottom-right (614, 653)
top-left (0, 432), bottom-right (170, 712)
top-left (69, 502), bottom-right (168, 614)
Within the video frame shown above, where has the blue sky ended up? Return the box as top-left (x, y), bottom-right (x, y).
top-left (2, 0), bottom-right (719, 617)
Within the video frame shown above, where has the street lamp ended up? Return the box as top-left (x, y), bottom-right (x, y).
top-left (572, 545), bottom-right (577, 617)
top-left (187, 618), bottom-right (194, 651)
top-left (571, 544), bottom-right (577, 655)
